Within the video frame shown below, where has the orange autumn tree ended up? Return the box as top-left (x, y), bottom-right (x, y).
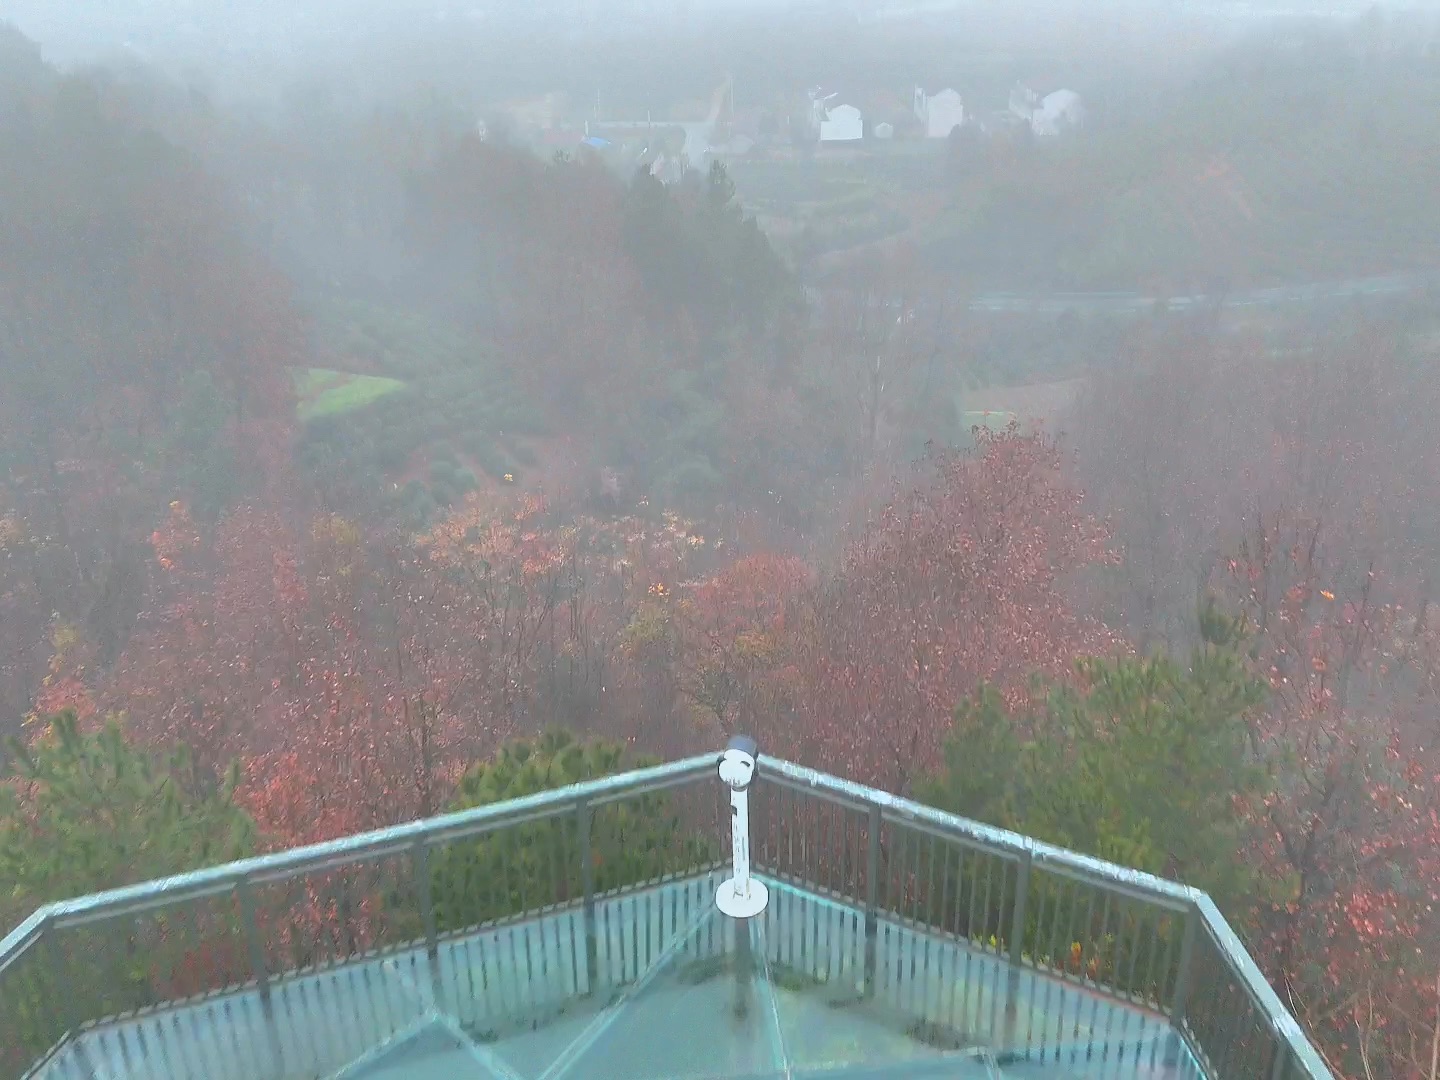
top-left (236, 516), bottom-right (483, 850)
top-left (109, 501), bottom-right (290, 782)
top-left (419, 492), bottom-right (709, 754)
top-left (111, 502), bottom-right (481, 845)
top-left (789, 429), bottom-right (1120, 794)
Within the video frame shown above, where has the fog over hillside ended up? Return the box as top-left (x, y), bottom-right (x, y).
top-left (4, 1), bottom-right (1440, 1076)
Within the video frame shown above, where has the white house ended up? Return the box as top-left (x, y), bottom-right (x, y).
top-left (1032, 89), bottom-right (1084, 136)
top-left (913, 87), bottom-right (965, 139)
top-left (1009, 83), bottom-right (1085, 137)
top-left (808, 91), bottom-right (864, 143)
top-left (821, 104), bottom-right (863, 142)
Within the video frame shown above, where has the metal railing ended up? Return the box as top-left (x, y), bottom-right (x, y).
top-left (0, 752), bottom-right (1332, 1080)
top-left (755, 759), bottom-right (1332, 1080)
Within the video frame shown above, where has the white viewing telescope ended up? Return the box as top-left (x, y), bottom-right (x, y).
top-left (716, 734), bottom-right (769, 919)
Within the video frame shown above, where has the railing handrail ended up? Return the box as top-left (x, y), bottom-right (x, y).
top-left (1, 753), bottom-right (717, 942)
top-left (765, 759), bottom-right (1199, 905)
top-left (1193, 894), bottom-right (1333, 1079)
top-left (0, 751), bottom-right (1333, 1079)
top-left (761, 758), bottom-right (1334, 1079)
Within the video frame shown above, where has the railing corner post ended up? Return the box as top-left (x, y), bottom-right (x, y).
top-left (41, 913), bottom-right (77, 1047)
top-left (1270, 1038), bottom-right (1293, 1080)
top-left (1170, 901), bottom-right (1199, 1029)
top-left (1269, 1014), bottom-right (1308, 1080)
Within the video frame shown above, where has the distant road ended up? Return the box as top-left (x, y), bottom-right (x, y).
top-left (804, 272), bottom-right (1440, 316)
top-left (963, 272), bottom-right (1440, 316)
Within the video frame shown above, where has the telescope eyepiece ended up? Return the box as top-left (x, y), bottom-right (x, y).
top-left (718, 734), bottom-right (759, 791)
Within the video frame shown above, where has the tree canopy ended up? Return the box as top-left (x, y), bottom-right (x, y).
top-left (919, 600), bottom-right (1267, 909)
top-left (0, 709), bottom-right (255, 920)
top-left (427, 731), bottom-right (716, 931)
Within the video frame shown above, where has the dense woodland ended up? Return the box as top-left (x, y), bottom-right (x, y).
top-left (6, 19), bottom-right (1440, 1078)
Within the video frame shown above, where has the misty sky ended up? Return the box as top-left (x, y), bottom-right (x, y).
top-left (0, 0), bottom-right (1406, 66)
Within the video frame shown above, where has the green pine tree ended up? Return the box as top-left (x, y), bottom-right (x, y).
top-left (915, 600), bottom-right (1268, 997)
top-left (0, 711), bottom-right (257, 1067)
top-left (920, 598), bottom-right (1265, 903)
top-left (427, 731), bottom-right (716, 933)
top-left (0, 709), bottom-right (256, 920)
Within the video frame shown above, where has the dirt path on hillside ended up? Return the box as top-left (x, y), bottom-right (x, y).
top-left (961, 378), bottom-right (1088, 425)
top-left (805, 190), bottom-right (952, 279)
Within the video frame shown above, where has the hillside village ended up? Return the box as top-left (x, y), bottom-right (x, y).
top-left (478, 77), bottom-right (1086, 178)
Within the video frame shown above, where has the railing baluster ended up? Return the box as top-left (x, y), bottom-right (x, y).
top-left (501, 825), bottom-right (519, 915)
top-left (43, 920), bottom-right (75, 1047)
top-left (236, 878), bottom-right (283, 1074)
top-left (236, 881), bottom-right (269, 1012)
top-left (577, 797), bottom-right (598, 995)
top-left (1044, 875), bottom-right (1063, 977)
top-left (926, 832), bottom-right (939, 928)
top-left (899, 828), bottom-right (910, 921)
top-left (1270, 1027), bottom-right (1294, 1080)
top-left (0, 757), bottom-right (1337, 1080)
top-left (965, 848), bottom-right (982, 944)
top-left (982, 852), bottom-right (998, 950)
top-left (1065, 882), bottom-right (1079, 984)
top-left (938, 839), bottom-right (953, 939)
top-left (1004, 849), bottom-right (1032, 1051)
top-left (819, 797), bottom-right (833, 894)
top-left (1123, 895), bottom-right (1144, 999)
top-left (785, 783), bottom-right (795, 879)
top-left (1171, 903), bottom-right (1199, 1029)
top-left (1144, 906), bottom-right (1168, 1008)
top-left (413, 839), bottom-right (440, 1009)
top-left (863, 802), bottom-right (881, 999)
top-left (1097, 892), bottom-right (1114, 990)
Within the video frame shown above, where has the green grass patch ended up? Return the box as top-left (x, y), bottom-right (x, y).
top-left (293, 367), bottom-right (406, 421)
top-left (292, 367), bottom-right (347, 396)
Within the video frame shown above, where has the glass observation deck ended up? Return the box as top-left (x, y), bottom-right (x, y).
top-left (0, 748), bottom-right (1332, 1080)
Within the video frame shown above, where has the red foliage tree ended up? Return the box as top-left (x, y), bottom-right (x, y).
top-left (1076, 320), bottom-right (1440, 1077)
top-left (1219, 505), bottom-right (1440, 1079)
top-left (672, 553), bottom-right (813, 744)
top-left (0, 74), bottom-right (302, 731)
top-left (786, 429), bottom-right (1120, 793)
top-left (106, 492), bottom-right (713, 852)
top-left (110, 503), bottom-right (477, 846)
top-left (420, 493), bottom-right (708, 755)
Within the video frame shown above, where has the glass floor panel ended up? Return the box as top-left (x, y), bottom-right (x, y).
top-left (37, 874), bottom-right (1205, 1080)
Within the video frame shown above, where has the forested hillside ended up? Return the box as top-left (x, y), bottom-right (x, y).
top-left (928, 36), bottom-right (1440, 292)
